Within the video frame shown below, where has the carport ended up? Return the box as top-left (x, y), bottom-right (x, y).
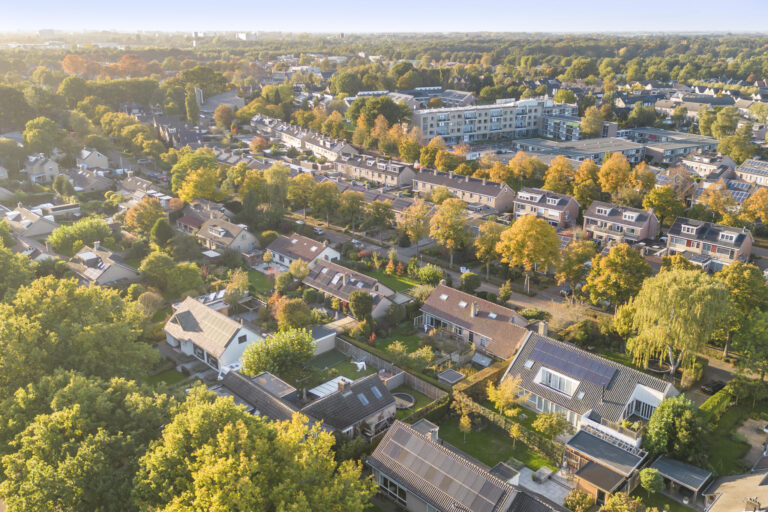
top-left (649, 455), bottom-right (712, 506)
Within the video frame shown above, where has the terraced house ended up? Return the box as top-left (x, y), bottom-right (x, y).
top-left (734, 158), bottom-right (768, 187)
top-left (666, 217), bottom-right (753, 270)
top-left (412, 169), bottom-right (516, 211)
top-left (513, 187), bottom-right (579, 230)
top-left (335, 154), bottom-right (416, 187)
top-left (583, 202), bottom-right (659, 244)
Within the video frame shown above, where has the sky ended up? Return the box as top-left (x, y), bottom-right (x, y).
top-left (2, 0), bottom-right (768, 34)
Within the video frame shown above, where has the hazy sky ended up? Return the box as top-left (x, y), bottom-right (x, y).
top-left (2, 0), bottom-right (768, 33)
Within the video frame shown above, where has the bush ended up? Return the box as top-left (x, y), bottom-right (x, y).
top-left (699, 386), bottom-right (733, 422)
top-left (419, 264), bottom-right (444, 285)
top-left (681, 355), bottom-right (708, 390)
top-left (396, 232), bottom-right (411, 247)
top-left (460, 272), bottom-right (481, 293)
top-left (564, 489), bottom-right (594, 512)
top-left (302, 288), bottom-right (322, 304)
top-left (260, 230), bottom-right (279, 247)
top-left (520, 308), bottom-right (551, 322)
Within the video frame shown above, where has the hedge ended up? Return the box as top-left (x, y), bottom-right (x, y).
top-left (699, 385), bottom-right (733, 422)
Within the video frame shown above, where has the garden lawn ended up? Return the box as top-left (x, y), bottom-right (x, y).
top-left (309, 349), bottom-right (377, 380)
top-left (248, 270), bottom-right (274, 295)
top-left (375, 325), bottom-right (421, 353)
top-left (704, 404), bottom-right (752, 475)
top-left (361, 268), bottom-right (418, 293)
top-left (392, 385), bottom-right (434, 420)
top-left (630, 490), bottom-right (695, 512)
top-left (438, 417), bottom-right (556, 471)
top-left (146, 369), bottom-right (187, 387)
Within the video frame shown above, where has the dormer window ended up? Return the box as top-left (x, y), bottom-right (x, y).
top-left (623, 212), bottom-right (638, 222)
top-left (719, 232), bottom-right (735, 242)
top-left (546, 197), bottom-right (558, 205)
top-left (536, 367), bottom-right (579, 396)
top-left (681, 225), bottom-right (697, 235)
top-left (596, 207), bottom-right (609, 216)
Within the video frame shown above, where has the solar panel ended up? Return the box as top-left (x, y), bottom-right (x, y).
top-left (530, 339), bottom-right (616, 388)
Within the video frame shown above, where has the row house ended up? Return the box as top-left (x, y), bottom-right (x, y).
top-left (335, 155), bottom-right (416, 187)
top-left (734, 158), bottom-right (768, 187)
top-left (667, 217), bottom-right (753, 270)
top-left (583, 201), bottom-right (660, 244)
top-left (412, 169), bottom-right (516, 211)
top-left (513, 187), bottom-right (579, 230)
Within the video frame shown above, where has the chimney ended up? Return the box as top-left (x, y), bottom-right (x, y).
top-left (471, 301), bottom-right (479, 317)
top-left (429, 426), bottom-right (440, 443)
top-left (93, 240), bottom-right (101, 250)
top-left (465, 175), bottom-right (470, 182)
top-left (433, 169), bottom-right (438, 176)
top-left (343, 273), bottom-right (348, 286)
top-left (538, 320), bottom-right (548, 337)
top-left (338, 379), bottom-right (350, 393)
top-left (482, 178), bottom-right (487, 185)
top-left (439, 278), bottom-right (447, 286)
top-left (449, 171), bottom-right (454, 179)
top-left (17, 201), bottom-right (22, 209)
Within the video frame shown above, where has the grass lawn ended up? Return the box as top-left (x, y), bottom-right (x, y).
top-left (705, 404), bottom-right (752, 475)
top-left (309, 349), bottom-right (377, 380)
top-left (146, 369), bottom-right (187, 387)
top-left (361, 268), bottom-right (418, 293)
top-left (630, 490), bottom-right (695, 512)
top-left (375, 324), bottom-right (421, 353)
top-left (438, 417), bottom-right (557, 471)
top-left (248, 270), bottom-right (274, 295)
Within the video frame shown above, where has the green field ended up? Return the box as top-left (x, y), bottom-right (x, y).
top-left (146, 369), bottom-right (187, 387)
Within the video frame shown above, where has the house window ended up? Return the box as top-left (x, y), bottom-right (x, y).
top-left (379, 475), bottom-right (407, 506)
top-left (539, 368), bottom-right (578, 396)
top-left (207, 354), bottom-right (219, 369)
top-left (193, 346), bottom-right (205, 360)
top-left (238, 335), bottom-right (247, 344)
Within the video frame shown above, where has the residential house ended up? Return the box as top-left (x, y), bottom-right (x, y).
top-left (303, 133), bottom-right (358, 162)
top-left (76, 147), bottom-right (109, 169)
top-left (66, 168), bottom-right (113, 192)
top-left (301, 374), bottom-right (396, 436)
top-left (734, 158), bottom-right (768, 187)
top-left (3, 204), bottom-right (58, 238)
top-left (67, 243), bottom-right (140, 286)
top-left (336, 155), bottom-right (416, 187)
top-left (368, 420), bottom-right (566, 512)
top-left (266, 233), bottom-right (340, 268)
top-left (541, 115), bottom-right (582, 141)
top-left (197, 218), bottom-right (258, 253)
top-left (681, 152), bottom-right (736, 178)
top-left (43, 203), bottom-right (81, 221)
top-left (210, 371), bottom-right (300, 422)
top-left (24, 153), bottom-right (59, 184)
top-left (175, 214), bottom-right (203, 235)
top-left (667, 217), bottom-right (753, 270)
top-left (692, 175), bottom-right (755, 211)
top-left (176, 199), bottom-right (234, 235)
top-left (164, 296), bottom-right (264, 372)
top-left (583, 202), bottom-right (660, 244)
top-left (303, 259), bottom-right (394, 319)
top-left (417, 284), bottom-right (530, 361)
top-left (413, 169), bottom-right (516, 211)
top-left (116, 172), bottom-right (154, 196)
top-left (513, 188), bottom-right (580, 230)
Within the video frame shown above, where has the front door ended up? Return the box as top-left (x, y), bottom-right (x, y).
top-left (596, 490), bottom-right (606, 506)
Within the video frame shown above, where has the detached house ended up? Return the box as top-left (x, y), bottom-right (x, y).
top-left (336, 155), bottom-right (416, 187)
top-left (76, 147), bottom-right (109, 169)
top-left (412, 169), bottom-right (516, 212)
top-left (197, 218), bottom-right (258, 253)
top-left (513, 188), bottom-right (579, 230)
top-left (24, 153), bottom-right (59, 184)
top-left (266, 233), bottom-right (340, 268)
top-left (303, 259), bottom-right (394, 319)
top-left (4, 204), bottom-right (58, 238)
top-left (68, 243), bottom-right (140, 286)
top-left (667, 217), bottom-right (753, 270)
top-left (165, 297), bottom-right (264, 373)
top-left (583, 202), bottom-right (660, 244)
top-left (417, 284), bottom-right (530, 361)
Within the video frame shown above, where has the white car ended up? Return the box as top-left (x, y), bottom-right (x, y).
top-left (460, 266), bottom-right (470, 274)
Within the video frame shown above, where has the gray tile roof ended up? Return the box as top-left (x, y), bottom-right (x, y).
top-left (668, 217), bottom-right (751, 250)
top-left (303, 260), bottom-right (388, 302)
top-left (515, 188), bottom-right (578, 212)
top-left (267, 233), bottom-right (327, 261)
top-left (566, 430), bottom-right (644, 476)
top-left (165, 297), bottom-right (245, 358)
top-left (505, 334), bottom-right (675, 424)
top-left (214, 371), bottom-right (298, 421)
top-left (584, 201), bottom-right (656, 228)
top-left (414, 169), bottom-right (508, 197)
top-left (649, 455), bottom-right (712, 491)
top-left (197, 218), bottom-right (250, 247)
top-left (300, 373), bottom-right (394, 431)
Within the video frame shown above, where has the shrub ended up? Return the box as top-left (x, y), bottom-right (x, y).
top-left (681, 355), bottom-right (708, 390)
top-left (302, 288), bottom-right (322, 304)
top-left (460, 272), bottom-right (481, 293)
top-left (418, 264), bottom-right (444, 285)
top-left (699, 385), bottom-right (733, 422)
top-left (564, 489), bottom-right (594, 512)
top-left (520, 308), bottom-right (551, 322)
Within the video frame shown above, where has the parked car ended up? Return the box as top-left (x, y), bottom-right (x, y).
top-left (313, 227), bottom-right (324, 235)
top-left (459, 266), bottom-right (470, 274)
top-left (295, 220), bottom-right (305, 226)
top-left (351, 239), bottom-right (364, 248)
top-left (700, 380), bottom-right (726, 395)
top-left (560, 287), bottom-right (573, 298)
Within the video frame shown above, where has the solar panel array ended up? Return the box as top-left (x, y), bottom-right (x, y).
top-left (382, 426), bottom-right (507, 512)
top-left (530, 339), bottom-right (616, 388)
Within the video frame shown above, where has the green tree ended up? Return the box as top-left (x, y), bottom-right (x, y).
top-left (564, 489), bottom-right (594, 512)
top-left (554, 89), bottom-right (577, 104)
top-left (150, 217), bottom-right (175, 248)
top-left (639, 468), bottom-right (664, 498)
top-left (643, 395), bottom-right (706, 464)
top-left (22, 116), bottom-right (64, 154)
top-left (496, 215), bottom-right (560, 293)
top-left (429, 185), bottom-right (454, 204)
top-left (57, 75), bottom-right (89, 107)
top-left (48, 216), bottom-right (112, 254)
top-left (167, 262), bottom-right (203, 298)
top-left (626, 101), bottom-right (657, 127)
top-left (600, 492), bottom-right (645, 512)
top-left (184, 86), bottom-right (199, 123)
top-left (52, 174), bottom-right (75, 198)
top-left (556, 240), bottom-right (597, 294)
top-left (0, 243), bottom-right (34, 300)
top-left (170, 148), bottom-right (218, 192)
top-left (0, 277), bottom-right (158, 398)
top-left (362, 200), bottom-right (395, 240)
top-left (532, 412), bottom-right (572, 439)
top-left (711, 106), bottom-right (738, 139)
top-left (715, 262), bottom-right (768, 357)
top-left (0, 85), bottom-right (33, 132)
top-left (338, 190), bottom-right (365, 230)
top-left (213, 104), bottom-right (234, 129)
top-left (698, 107), bottom-right (716, 136)
top-left (287, 173), bottom-right (316, 218)
top-left (625, 269), bottom-right (729, 376)
top-left (584, 244), bottom-right (651, 308)
top-left (718, 123), bottom-right (759, 163)
top-left (242, 328), bottom-right (315, 380)
top-left (126, 196), bottom-right (166, 233)
top-left (642, 185), bottom-right (684, 226)
top-left (0, 371), bottom-right (174, 512)
top-left (310, 181), bottom-right (340, 226)
top-left (749, 102), bottom-right (768, 123)
top-left (580, 105), bottom-right (605, 139)
top-left (348, 290), bottom-right (374, 320)
top-left (138, 251), bottom-right (176, 290)
top-left (598, 152), bottom-right (632, 194)
top-left (474, 219), bottom-right (504, 278)
top-left (572, 158), bottom-right (602, 208)
top-left (418, 263), bottom-right (444, 285)
top-left (733, 311), bottom-right (768, 380)
top-left (460, 272), bottom-right (481, 293)
top-left (275, 297), bottom-right (313, 330)
top-left (178, 167), bottom-right (221, 203)
top-left (399, 198), bottom-right (431, 256)
top-left (430, 198), bottom-right (469, 266)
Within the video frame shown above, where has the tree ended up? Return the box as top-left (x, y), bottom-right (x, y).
top-left (184, 86), bottom-right (199, 123)
top-left (642, 185), bottom-right (684, 226)
top-left (496, 216), bottom-right (560, 294)
top-left (584, 244), bottom-right (651, 308)
top-left (627, 101), bottom-right (657, 127)
top-left (288, 259), bottom-right (310, 281)
top-left (0, 277), bottom-right (158, 398)
top-left (532, 412), bottom-right (571, 439)
top-left (711, 106), bottom-right (738, 139)
top-left (572, 158), bottom-right (602, 208)
top-left (715, 262), bottom-right (768, 357)
top-left (310, 181), bottom-right (340, 226)
top-left (719, 123), bottom-right (759, 164)
top-left (0, 85), bottom-right (33, 132)
top-left (671, 105), bottom-right (688, 128)
top-left (487, 375), bottom-right (526, 417)
top-left (474, 219), bottom-right (504, 279)
top-left (700, 179), bottom-right (736, 218)
top-left (542, 156), bottom-right (574, 194)
top-left (749, 102), bottom-right (768, 123)
top-left (138, 251), bottom-right (176, 289)
top-left (170, 148), bottom-right (218, 192)
top-left (625, 269), bottom-right (729, 376)
top-left (22, 116), bottom-right (63, 155)
top-left (0, 244), bottom-right (34, 300)
top-left (213, 104), bottom-right (234, 129)
top-left (400, 198), bottom-right (431, 256)
top-left (564, 489), bottom-right (594, 512)
top-left (126, 196), bottom-right (165, 233)
top-left (338, 190), bottom-right (365, 230)
top-left (275, 298), bottom-right (313, 330)
top-left (460, 272), bottom-right (481, 293)
top-left (598, 153), bottom-right (632, 194)
top-left (167, 262), bottom-right (203, 298)
top-left (643, 395), bottom-right (706, 464)
top-left (362, 200), bottom-right (395, 240)
top-left (52, 174), bottom-right (75, 198)
top-left (223, 268), bottom-right (249, 307)
top-left (48, 216), bottom-right (112, 255)
top-left (430, 198), bottom-right (469, 266)
top-left (740, 187), bottom-right (768, 224)
top-left (639, 468), bottom-right (664, 498)
top-left (600, 492), bottom-right (645, 512)
top-left (349, 290), bottom-right (374, 320)
top-left (242, 328), bottom-right (315, 380)
top-left (0, 219), bottom-right (14, 248)
top-left (508, 423), bottom-right (523, 449)
top-left (418, 264), bottom-right (444, 285)
top-left (459, 414), bottom-right (472, 443)
top-left (286, 173), bottom-right (316, 218)
top-left (429, 185), bottom-right (454, 204)
top-left (733, 311), bottom-right (768, 380)
top-left (580, 105), bottom-right (606, 139)
top-left (554, 89), bottom-right (577, 104)
top-left (150, 217), bottom-right (175, 248)
top-left (556, 240), bottom-right (597, 294)
top-left (133, 386), bottom-right (374, 511)
top-left (0, 371), bottom-right (174, 512)
top-left (698, 107), bottom-right (716, 136)
top-left (178, 166), bottom-right (221, 203)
